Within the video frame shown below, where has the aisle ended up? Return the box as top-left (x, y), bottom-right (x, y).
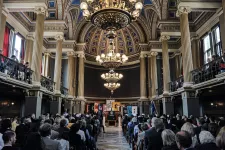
top-left (97, 127), bottom-right (131, 150)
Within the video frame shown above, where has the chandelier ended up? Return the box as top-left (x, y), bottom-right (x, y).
top-left (104, 83), bottom-right (121, 94)
top-left (101, 70), bottom-right (123, 83)
top-left (80, 0), bottom-right (143, 31)
top-left (96, 31), bottom-right (128, 69)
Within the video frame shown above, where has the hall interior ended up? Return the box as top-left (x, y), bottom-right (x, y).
top-left (0, 0), bottom-right (225, 118)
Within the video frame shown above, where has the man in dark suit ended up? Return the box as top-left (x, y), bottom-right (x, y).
top-left (144, 117), bottom-right (156, 149)
top-left (15, 118), bottom-right (30, 147)
top-left (147, 118), bottom-right (164, 150)
top-left (176, 131), bottom-right (196, 150)
top-left (40, 123), bottom-right (62, 150)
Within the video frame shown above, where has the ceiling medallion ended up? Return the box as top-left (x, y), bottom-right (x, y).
top-left (80, 0), bottom-right (143, 31)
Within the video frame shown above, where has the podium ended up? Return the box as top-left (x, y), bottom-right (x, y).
top-left (104, 111), bottom-right (121, 127)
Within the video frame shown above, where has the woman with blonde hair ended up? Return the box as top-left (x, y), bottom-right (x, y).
top-left (216, 127), bottom-right (225, 150)
top-left (181, 122), bottom-right (198, 147)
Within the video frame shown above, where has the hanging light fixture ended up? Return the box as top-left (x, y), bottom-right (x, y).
top-left (80, 0), bottom-right (143, 31)
top-left (101, 70), bottom-right (123, 83)
top-left (104, 83), bottom-right (121, 94)
top-left (96, 31), bottom-right (128, 69)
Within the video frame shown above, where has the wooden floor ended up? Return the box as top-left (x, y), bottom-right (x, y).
top-left (97, 127), bottom-right (131, 150)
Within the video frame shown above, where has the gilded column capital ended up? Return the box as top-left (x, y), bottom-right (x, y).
top-left (76, 43), bottom-right (86, 51)
top-left (160, 35), bottom-right (170, 42)
top-left (55, 34), bottom-right (64, 41)
top-left (26, 34), bottom-right (34, 41)
top-left (44, 51), bottom-right (51, 56)
top-left (67, 51), bottom-right (75, 57)
top-left (35, 6), bottom-right (48, 16)
top-left (176, 6), bottom-right (191, 17)
top-left (151, 52), bottom-right (158, 57)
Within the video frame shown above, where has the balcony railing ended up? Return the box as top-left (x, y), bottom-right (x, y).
top-left (0, 54), bottom-right (33, 84)
top-left (191, 56), bottom-right (225, 84)
top-left (41, 76), bottom-right (55, 92)
top-left (169, 76), bottom-right (184, 92)
top-left (61, 86), bottom-right (68, 96)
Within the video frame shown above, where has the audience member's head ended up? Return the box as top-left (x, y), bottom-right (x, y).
top-left (208, 123), bottom-right (218, 137)
top-left (181, 122), bottom-right (195, 137)
top-left (39, 123), bottom-right (51, 137)
top-left (201, 123), bottom-right (209, 131)
top-left (44, 119), bottom-right (53, 125)
top-left (162, 129), bottom-right (176, 146)
top-left (216, 127), bottom-right (225, 150)
top-left (60, 119), bottom-right (69, 127)
top-left (141, 123), bottom-right (149, 131)
top-left (154, 118), bottom-right (164, 132)
top-left (151, 117), bottom-right (157, 127)
top-left (199, 131), bottom-right (215, 144)
top-left (2, 131), bottom-right (16, 145)
top-left (175, 131), bottom-right (192, 150)
top-left (1, 119), bottom-right (12, 133)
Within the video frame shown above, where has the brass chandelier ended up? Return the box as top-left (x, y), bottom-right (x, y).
top-left (101, 70), bottom-right (123, 83)
top-left (104, 83), bottom-right (121, 94)
top-left (80, 0), bottom-right (143, 31)
top-left (96, 31), bottom-right (128, 70)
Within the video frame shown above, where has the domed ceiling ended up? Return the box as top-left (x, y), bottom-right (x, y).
top-left (84, 26), bottom-right (140, 56)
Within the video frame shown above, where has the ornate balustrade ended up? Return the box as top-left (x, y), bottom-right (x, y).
top-left (169, 76), bottom-right (184, 92)
top-left (191, 56), bottom-right (225, 84)
top-left (60, 85), bottom-right (68, 96)
top-left (0, 54), bottom-right (33, 84)
top-left (41, 76), bottom-right (55, 92)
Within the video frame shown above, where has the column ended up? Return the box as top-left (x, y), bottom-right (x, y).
top-left (31, 6), bottom-right (47, 86)
top-left (25, 91), bottom-right (43, 118)
top-left (44, 52), bottom-right (50, 77)
top-left (0, 7), bottom-right (8, 50)
top-left (148, 56), bottom-right (152, 98)
top-left (191, 36), bottom-right (200, 69)
top-left (177, 7), bottom-right (193, 86)
top-left (67, 51), bottom-right (75, 98)
top-left (160, 35), bottom-right (171, 95)
top-left (24, 35), bottom-right (34, 67)
top-left (76, 44), bottom-right (86, 114)
top-left (54, 34), bottom-right (64, 94)
top-left (151, 52), bottom-right (158, 98)
top-left (50, 98), bottom-right (62, 115)
top-left (67, 52), bottom-right (75, 114)
top-left (162, 97), bottom-right (174, 115)
top-left (175, 53), bottom-right (181, 78)
top-left (139, 52), bottom-right (147, 115)
top-left (182, 91), bottom-right (200, 117)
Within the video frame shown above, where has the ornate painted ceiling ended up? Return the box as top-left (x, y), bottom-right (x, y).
top-left (7, 0), bottom-right (221, 63)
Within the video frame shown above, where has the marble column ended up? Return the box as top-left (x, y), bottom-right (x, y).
top-left (177, 7), bottom-right (193, 86)
top-left (44, 52), bottom-right (50, 77)
top-left (139, 52), bottom-right (147, 115)
top-left (148, 56), bottom-right (152, 98)
top-left (54, 34), bottom-right (64, 94)
top-left (0, 8), bottom-right (8, 50)
top-left (24, 35), bottom-right (34, 67)
top-left (31, 7), bottom-right (47, 86)
top-left (175, 53), bottom-right (181, 79)
top-left (67, 52), bottom-right (75, 114)
top-left (191, 36), bottom-right (200, 69)
top-left (160, 35), bottom-right (171, 95)
top-left (67, 51), bottom-right (75, 98)
top-left (151, 52), bottom-right (158, 98)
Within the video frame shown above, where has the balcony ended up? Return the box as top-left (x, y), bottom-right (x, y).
top-left (41, 76), bottom-right (55, 92)
top-left (60, 86), bottom-right (68, 96)
top-left (0, 54), bottom-right (33, 84)
top-left (169, 76), bottom-right (184, 92)
top-left (191, 56), bottom-right (225, 84)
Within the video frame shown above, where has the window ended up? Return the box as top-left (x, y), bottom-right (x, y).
top-left (49, 1), bottom-right (55, 8)
top-left (202, 25), bottom-right (222, 64)
top-left (49, 12), bottom-right (56, 18)
top-left (13, 35), bottom-right (22, 60)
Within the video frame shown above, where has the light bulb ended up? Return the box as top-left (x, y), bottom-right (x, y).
top-left (135, 2), bottom-right (143, 10)
top-left (116, 53), bottom-right (121, 57)
top-left (122, 54), bottom-right (126, 59)
top-left (83, 9), bottom-right (90, 17)
top-left (132, 10), bottom-right (140, 17)
top-left (108, 52), bottom-right (112, 57)
top-left (80, 2), bottom-right (88, 10)
top-left (96, 55), bottom-right (100, 60)
top-left (101, 53), bottom-right (105, 58)
top-left (129, 0), bottom-right (137, 3)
